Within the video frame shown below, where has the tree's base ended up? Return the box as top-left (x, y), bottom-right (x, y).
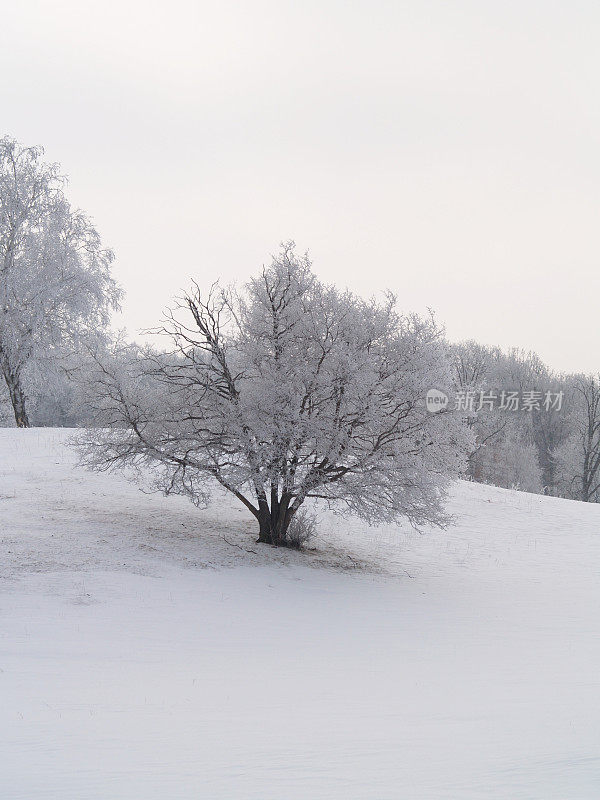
top-left (256, 507), bottom-right (305, 549)
top-left (256, 535), bottom-right (302, 550)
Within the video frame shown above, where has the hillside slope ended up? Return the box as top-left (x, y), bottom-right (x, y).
top-left (1, 429), bottom-right (599, 799)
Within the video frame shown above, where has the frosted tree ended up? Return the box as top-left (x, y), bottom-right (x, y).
top-left (451, 343), bottom-right (570, 495)
top-left (554, 375), bottom-right (600, 502)
top-left (451, 340), bottom-right (508, 481)
top-left (0, 136), bottom-right (120, 427)
top-left (500, 349), bottom-right (568, 493)
top-left (80, 243), bottom-right (471, 547)
top-left (471, 428), bottom-right (543, 493)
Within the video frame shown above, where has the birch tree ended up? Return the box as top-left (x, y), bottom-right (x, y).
top-left (80, 243), bottom-right (471, 547)
top-left (0, 136), bottom-right (120, 426)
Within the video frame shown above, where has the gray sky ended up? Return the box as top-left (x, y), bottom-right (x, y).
top-left (2, 0), bottom-right (599, 373)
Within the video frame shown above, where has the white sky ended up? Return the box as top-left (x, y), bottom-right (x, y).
top-left (2, 0), bottom-right (599, 373)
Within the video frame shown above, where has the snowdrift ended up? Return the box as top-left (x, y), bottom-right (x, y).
top-left (1, 429), bottom-right (599, 799)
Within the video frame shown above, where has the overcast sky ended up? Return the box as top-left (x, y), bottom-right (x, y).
top-left (2, 0), bottom-right (599, 373)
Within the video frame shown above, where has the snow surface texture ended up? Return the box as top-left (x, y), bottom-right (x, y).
top-left (1, 429), bottom-right (599, 799)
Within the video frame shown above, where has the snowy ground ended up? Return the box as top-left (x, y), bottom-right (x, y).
top-left (1, 429), bottom-right (599, 799)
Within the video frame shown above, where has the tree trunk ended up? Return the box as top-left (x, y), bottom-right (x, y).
top-left (1, 361), bottom-right (30, 428)
top-left (581, 474), bottom-right (592, 503)
top-left (256, 502), bottom-right (293, 546)
top-left (257, 507), bottom-right (274, 544)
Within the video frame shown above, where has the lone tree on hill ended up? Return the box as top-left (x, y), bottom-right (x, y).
top-left (80, 243), bottom-right (470, 547)
top-left (0, 136), bottom-right (120, 427)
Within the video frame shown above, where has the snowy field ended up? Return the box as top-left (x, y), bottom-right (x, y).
top-left (1, 429), bottom-right (599, 800)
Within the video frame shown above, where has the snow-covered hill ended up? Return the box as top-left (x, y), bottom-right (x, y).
top-left (1, 429), bottom-right (599, 799)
